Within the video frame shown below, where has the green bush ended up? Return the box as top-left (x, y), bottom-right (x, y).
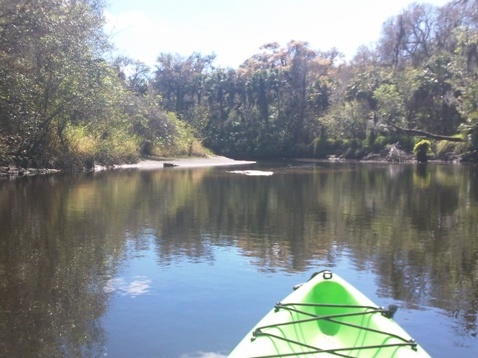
top-left (59, 124), bottom-right (139, 170)
top-left (153, 112), bottom-right (209, 157)
top-left (414, 140), bottom-right (431, 163)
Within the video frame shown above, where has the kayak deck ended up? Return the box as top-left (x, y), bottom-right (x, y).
top-left (229, 271), bottom-right (430, 357)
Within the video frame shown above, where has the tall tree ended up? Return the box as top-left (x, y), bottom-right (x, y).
top-left (153, 52), bottom-right (215, 121)
top-left (0, 0), bottom-right (118, 167)
top-left (377, 3), bottom-right (437, 68)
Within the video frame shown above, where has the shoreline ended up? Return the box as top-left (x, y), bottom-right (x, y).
top-left (105, 156), bottom-right (255, 170)
top-left (3, 155), bottom-right (473, 179)
top-left (1, 156), bottom-right (255, 179)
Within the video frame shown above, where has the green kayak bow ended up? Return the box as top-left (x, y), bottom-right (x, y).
top-left (229, 270), bottom-right (430, 358)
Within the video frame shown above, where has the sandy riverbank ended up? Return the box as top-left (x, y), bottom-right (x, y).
top-left (115, 156), bottom-right (255, 170)
top-left (1, 156), bottom-right (255, 178)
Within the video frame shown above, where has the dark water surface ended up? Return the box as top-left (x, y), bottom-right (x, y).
top-left (1, 161), bottom-right (478, 357)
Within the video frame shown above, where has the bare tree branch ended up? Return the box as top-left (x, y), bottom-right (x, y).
top-left (384, 120), bottom-right (464, 142)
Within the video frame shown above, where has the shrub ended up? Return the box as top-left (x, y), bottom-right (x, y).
top-left (413, 140), bottom-right (431, 163)
top-left (153, 112), bottom-right (209, 157)
top-left (60, 124), bottom-right (139, 170)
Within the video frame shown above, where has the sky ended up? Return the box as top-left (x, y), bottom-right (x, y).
top-left (104, 0), bottom-right (452, 69)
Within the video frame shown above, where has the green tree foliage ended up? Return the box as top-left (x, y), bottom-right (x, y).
top-left (152, 41), bottom-right (337, 158)
top-left (369, 1), bottom-right (477, 158)
top-left (0, 0), bottom-right (117, 167)
top-left (147, 0), bottom-right (478, 161)
top-left (0, 0), bottom-right (207, 169)
top-left (414, 139), bottom-right (431, 163)
top-left (3, 0), bottom-right (478, 167)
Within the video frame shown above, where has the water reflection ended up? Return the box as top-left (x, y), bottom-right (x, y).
top-left (0, 176), bottom-right (114, 357)
top-left (0, 163), bottom-right (477, 356)
top-left (179, 353), bottom-right (226, 358)
top-left (104, 276), bottom-right (152, 297)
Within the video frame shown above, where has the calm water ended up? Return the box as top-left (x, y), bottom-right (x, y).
top-left (1, 161), bottom-right (478, 357)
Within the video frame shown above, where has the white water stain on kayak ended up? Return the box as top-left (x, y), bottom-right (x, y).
top-left (228, 170), bottom-right (273, 176)
top-left (104, 276), bottom-right (151, 298)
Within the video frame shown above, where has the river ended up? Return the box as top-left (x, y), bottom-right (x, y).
top-left (1, 160), bottom-right (477, 357)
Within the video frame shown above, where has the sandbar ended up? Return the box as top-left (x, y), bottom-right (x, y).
top-left (116, 156), bottom-right (255, 170)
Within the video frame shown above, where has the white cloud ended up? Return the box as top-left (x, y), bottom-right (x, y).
top-left (103, 0), bottom-right (453, 68)
top-left (104, 9), bottom-right (225, 66)
top-left (104, 10), bottom-right (164, 66)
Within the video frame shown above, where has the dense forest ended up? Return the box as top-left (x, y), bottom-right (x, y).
top-left (1, 0), bottom-right (478, 170)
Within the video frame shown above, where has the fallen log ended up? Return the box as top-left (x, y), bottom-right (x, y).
top-left (384, 121), bottom-right (464, 142)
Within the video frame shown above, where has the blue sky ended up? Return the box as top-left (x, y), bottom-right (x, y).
top-left (104, 0), bottom-right (452, 68)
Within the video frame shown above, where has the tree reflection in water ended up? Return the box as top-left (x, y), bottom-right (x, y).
top-left (0, 162), bottom-right (477, 356)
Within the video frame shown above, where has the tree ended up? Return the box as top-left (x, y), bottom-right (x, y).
top-left (112, 56), bottom-right (151, 96)
top-left (451, 26), bottom-right (478, 156)
top-left (0, 0), bottom-right (122, 167)
top-left (153, 52), bottom-right (215, 122)
top-left (377, 3), bottom-right (437, 68)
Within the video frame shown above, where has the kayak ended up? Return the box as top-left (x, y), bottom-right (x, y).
top-left (229, 270), bottom-right (430, 357)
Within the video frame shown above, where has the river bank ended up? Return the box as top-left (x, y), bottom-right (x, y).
top-left (113, 156), bottom-right (255, 170)
top-left (0, 167), bottom-right (61, 178)
top-left (1, 156), bottom-right (255, 178)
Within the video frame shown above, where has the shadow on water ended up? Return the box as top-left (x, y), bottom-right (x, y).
top-left (0, 162), bottom-right (477, 356)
